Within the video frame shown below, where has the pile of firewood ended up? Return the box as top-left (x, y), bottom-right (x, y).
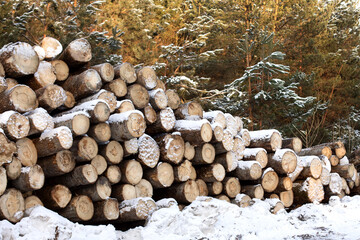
top-left (0, 37), bottom-right (358, 225)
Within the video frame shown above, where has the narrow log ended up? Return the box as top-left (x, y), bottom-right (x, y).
top-left (161, 180), bottom-right (199, 204)
top-left (0, 84), bottom-right (38, 113)
top-left (50, 60), bottom-right (69, 81)
top-left (24, 195), bottom-right (43, 210)
top-left (293, 177), bottom-right (324, 204)
top-left (0, 42), bottom-right (39, 78)
top-left (91, 155), bottom-right (107, 175)
top-left (203, 111), bottom-right (226, 129)
top-left (126, 84), bottom-right (149, 109)
top-left (0, 111), bottom-right (30, 140)
top-left (120, 159), bottom-right (143, 185)
top-left (192, 143), bottom-right (216, 165)
top-left (105, 165), bottom-right (121, 185)
top-left (144, 162), bottom-right (174, 188)
top-left (115, 99), bottom-right (135, 113)
top-left (146, 107), bottom-right (176, 134)
top-left (135, 179), bottom-right (153, 198)
top-left (0, 167), bottom-right (6, 196)
top-left (59, 38), bottom-right (92, 69)
top-left (111, 184), bottom-right (136, 201)
top-left (165, 89), bottom-right (181, 110)
top-left (324, 173), bottom-right (342, 199)
top-left (104, 78), bottom-right (127, 98)
top-left (243, 148), bottom-right (268, 169)
top-left (28, 61), bottom-right (56, 90)
top-left (142, 104), bottom-right (157, 125)
top-left (37, 150), bottom-right (75, 177)
top-left (0, 63), bottom-right (5, 77)
top-left (207, 181), bottom-right (223, 195)
top-left (318, 141), bottom-right (346, 159)
top-left (267, 149), bottom-right (297, 174)
top-left (16, 138), bottom-right (37, 167)
top-left (184, 142), bottom-right (195, 160)
top-left (196, 163), bottom-right (225, 182)
top-left (23, 108), bottom-right (54, 136)
top-left (319, 155), bottom-right (331, 185)
top-left (329, 155), bottom-right (340, 167)
top-left (232, 194), bottom-right (252, 208)
top-left (155, 79), bottom-right (166, 91)
top-left (108, 110), bottom-right (146, 141)
top-left (239, 129), bottom-right (251, 147)
top-left (0, 188), bottom-right (25, 223)
top-left (241, 184), bottom-right (264, 199)
top-left (214, 151), bottom-right (237, 172)
top-left (332, 164), bottom-right (356, 179)
top-left (62, 69), bottom-right (102, 100)
top-left (265, 198), bottom-right (284, 214)
top-left (117, 197), bottom-right (156, 222)
top-left (70, 136), bottom-right (98, 163)
top-left (156, 133), bottom-right (185, 164)
top-left (92, 198), bottom-right (119, 222)
top-left (235, 116), bottom-right (243, 132)
top-left (222, 177), bottom-right (241, 198)
top-left (77, 89), bottom-right (117, 113)
top-left (275, 176), bottom-right (293, 192)
top-left (149, 89), bottom-right (168, 111)
top-left (4, 157), bottom-right (21, 180)
top-left (260, 168), bottom-right (279, 193)
top-left (91, 63), bottom-right (114, 82)
top-left (214, 129), bottom-right (234, 154)
top-left (174, 119), bottom-right (212, 145)
top-left (175, 102), bottom-right (203, 120)
top-left (123, 138), bottom-right (139, 157)
top-left (279, 190), bottom-right (294, 208)
top-left (11, 165), bottom-right (45, 192)
top-left (136, 66), bottom-right (157, 90)
top-left (54, 164), bottom-right (98, 188)
top-left (74, 176), bottom-right (112, 202)
top-left (249, 129), bottom-right (282, 152)
top-left (41, 36), bottom-right (63, 59)
top-left (114, 62), bottom-right (137, 84)
top-left (99, 141), bottom-right (123, 165)
top-left (282, 137), bottom-right (302, 153)
top-left (53, 111), bottom-right (90, 136)
top-left (137, 134), bottom-right (160, 168)
top-left (59, 195), bottom-right (94, 222)
top-left (173, 160), bottom-right (192, 182)
top-left (196, 179), bottom-right (208, 196)
top-left (211, 123), bottom-right (224, 143)
top-left (233, 161), bottom-right (262, 181)
top-left (233, 135), bottom-right (245, 160)
top-left (298, 145), bottom-right (332, 159)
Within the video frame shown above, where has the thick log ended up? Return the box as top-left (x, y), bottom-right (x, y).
top-left (99, 141), bottom-right (123, 165)
top-left (70, 136), bottom-right (98, 163)
top-left (108, 110), bottom-right (146, 141)
top-left (54, 164), bottom-right (98, 188)
top-left (53, 111), bottom-right (90, 136)
top-left (243, 148), bottom-right (268, 169)
top-left (90, 155), bottom-right (107, 175)
top-left (241, 184), bottom-right (264, 199)
top-left (259, 168), bottom-right (279, 193)
top-left (224, 113), bottom-right (237, 136)
top-left (137, 134), bottom-right (160, 168)
top-left (77, 89), bottom-right (117, 113)
top-left (104, 78), bottom-right (127, 98)
top-left (173, 160), bottom-right (192, 182)
top-left (105, 165), bottom-right (121, 185)
top-left (91, 63), bottom-right (114, 83)
top-left (50, 60), bottom-right (69, 81)
top-left (156, 133), bottom-right (185, 164)
top-left (196, 163), bottom-right (225, 182)
top-left (111, 184), bottom-right (136, 201)
top-left (211, 123), bottom-right (224, 143)
top-left (0, 188), bottom-right (25, 223)
top-left (33, 127), bottom-right (72, 157)
top-left (174, 119), bottom-right (212, 145)
top-left (136, 66), bottom-right (157, 90)
top-left (114, 62), bottom-right (137, 84)
top-left (203, 111), bottom-right (226, 129)
top-left (175, 102), bottom-right (203, 120)
top-left (207, 181), bottom-right (223, 195)
top-left (126, 84), bottom-right (149, 109)
top-left (24, 195), bottom-right (43, 210)
top-left (74, 176), bottom-right (112, 202)
top-left (249, 129), bottom-right (282, 152)
top-left (59, 195), bottom-right (94, 222)
top-left (59, 38), bottom-right (92, 69)
top-left (146, 107), bottom-right (176, 134)
top-left (214, 151), bottom-right (237, 172)
top-left (4, 157), bottom-right (21, 180)
top-left (62, 69), bottom-right (102, 100)
top-left (222, 177), bottom-right (241, 198)
top-left (165, 89), bottom-right (181, 110)
top-left (117, 197), bottom-right (156, 222)
top-left (282, 137), bottom-right (302, 153)
top-left (279, 190), bottom-right (294, 208)
top-left (11, 165), bottom-right (45, 192)
top-left (23, 108), bottom-right (54, 136)
top-left (0, 85), bottom-right (38, 113)
top-left (37, 150), bottom-right (75, 177)
top-left (192, 143), bottom-right (216, 165)
top-left (0, 42), bottom-right (39, 78)
top-left (195, 179), bottom-right (208, 196)
top-left (115, 100), bottom-right (135, 113)
top-left (41, 37), bottom-right (63, 59)
top-left (61, 91), bottom-right (76, 110)
top-left (332, 164), bottom-right (356, 179)
top-left (162, 180), bottom-right (200, 204)
top-left (149, 89), bottom-right (168, 111)
top-left (16, 138), bottom-right (37, 167)
top-left (144, 162), bottom-right (174, 188)
top-left (214, 129), bottom-right (234, 154)
top-left (120, 159), bottom-right (143, 185)
top-left (123, 138), bottom-right (139, 157)
top-left (135, 179), bottom-right (153, 198)
top-left (232, 194), bottom-right (252, 208)
top-left (293, 177), bottom-right (324, 204)
top-left (298, 145), bottom-right (332, 159)
top-left (142, 104), bottom-right (157, 125)
top-left (0, 111), bottom-right (30, 140)
top-left (184, 142), bottom-right (195, 160)
top-left (28, 61), bottom-right (56, 90)
top-left (87, 123), bottom-right (111, 143)
top-left (0, 167), bottom-right (6, 196)
top-left (92, 198), bottom-right (119, 222)
top-left (267, 149), bottom-right (297, 174)
top-left (233, 161), bottom-right (262, 181)
top-left (35, 82), bottom-right (67, 112)
top-left (233, 135), bottom-right (245, 160)
top-left (239, 129), bottom-right (251, 147)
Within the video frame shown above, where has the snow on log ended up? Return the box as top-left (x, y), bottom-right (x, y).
top-left (116, 197), bottom-right (156, 223)
top-left (59, 38), bottom-right (92, 69)
top-left (0, 111), bottom-right (30, 140)
top-left (165, 89), bottom-right (181, 110)
top-left (233, 135), bottom-right (245, 160)
top-left (233, 161), bottom-right (262, 181)
top-left (149, 89), bottom-right (168, 111)
top-left (267, 149), bottom-right (297, 174)
top-left (175, 102), bottom-right (203, 120)
top-left (293, 177), bottom-right (324, 204)
top-left (203, 111), bottom-right (226, 129)
top-left (108, 110), bottom-right (146, 141)
top-left (214, 151), bottom-right (238, 172)
top-left (0, 84), bottom-right (38, 113)
top-left (24, 108), bottom-right (54, 136)
top-left (11, 165), bottom-right (45, 192)
top-left (249, 129), bottom-right (282, 152)
top-left (77, 89), bottom-right (117, 113)
top-left (232, 194), bottom-right (252, 208)
top-left (115, 99), bottom-right (135, 113)
top-left (239, 129), bottom-right (251, 147)
top-left (90, 63), bottom-right (114, 83)
top-left (123, 138), bottom-right (139, 157)
top-left (137, 134), bottom-right (160, 168)
top-left (41, 37), bottom-right (63, 59)
top-left (28, 61), bottom-right (56, 90)
top-left (136, 66), bottom-right (157, 90)
top-left (243, 148), bottom-right (268, 168)
top-left (282, 137), bottom-right (302, 153)
top-left (146, 107), bottom-right (176, 134)
top-left (155, 133), bottom-right (185, 164)
top-left (114, 62), bottom-right (137, 84)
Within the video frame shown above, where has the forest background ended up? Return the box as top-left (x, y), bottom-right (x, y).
top-left (1, 0), bottom-right (360, 152)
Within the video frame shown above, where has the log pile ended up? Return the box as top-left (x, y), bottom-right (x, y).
top-left (0, 37), bottom-right (357, 227)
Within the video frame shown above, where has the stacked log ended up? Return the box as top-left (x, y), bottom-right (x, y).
top-left (0, 37), bottom-right (356, 227)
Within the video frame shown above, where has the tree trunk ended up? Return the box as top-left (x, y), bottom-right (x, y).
top-left (260, 168), bottom-right (279, 193)
top-left (135, 179), bottom-right (153, 198)
top-left (298, 145), bottom-right (332, 159)
top-left (50, 60), bottom-right (69, 81)
top-left (298, 156), bottom-right (323, 180)
top-left (111, 184), bottom-right (136, 201)
top-left (275, 176), bottom-right (293, 192)
top-left (105, 165), bottom-right (121, 185)
top-left (232, 194), bottom-right (252, 208)
top-left (214, 195), bottom-right (231, 202)
top-left (61, 91), bottom-right (76, 110)
top-left (91, 155), bottom-right (107, 175)
top-left (123, 138), bottom-right (139, 157)
top-left (16, 138), bottom-right (37, 167)
top-left (4, 157), bottom-right (21, 180)
top-left (137, 134), bottom-right (160, 168)
top-left (233, 135), bottom-right (245, 160)
top-left (70, 136), bottom-right (98, 163)
top-left (173, 160), bottom-right (192, 182)
top-left (282, 137), bottom-right (302, 153)
top-left (243, 148), bottom-right (268, 169)
top-left (249, 129), bottom-right (282, 152)
top-left (28, 61), bottom-right (57, 90)
top-left (24, 108), bottom-right (54, 136)
top-left (156, 133), bottom-right (185, 164)
top-left (136, 66), bottom-right (157, 90)
top-left (241, 184), bottom-right (264, 199)
top-left (74, 176), bottom-right (112, 202)
top-left (11, 165), bottom-right (45, 192)
top-left (87, 122), bottom-right (111, 143)
top-left (59, 195), bottom-right (94, 222)
top-left (115, 99), bottom-right (135, 113)
top-left (211, 123), bottom-right (224, 143)
top-left (293, 177), bottom-right (324, 204)
top-left (0, 188), bottom-right (25, 223)
top-left (161, 180), bottom-right (200, 204)
top-left (114, 62), bottom-right (137, 84)
top-left (213, 129), bottom-right (235, 154)
top-left (196, 179), bottom-right (208, 196)
top-left (222, 177), bottom-right (241, 198)
top-left (142, 104), bottom-right (157, 125)
top-left (0, 131), bottom-right (16, 165)
top-left (207, 181), bottom-right (223, 195)
top-left (329, 155), bottom-right (340, 167)
top-left (203, 111), bottom-right (226, 129)
top-left (174, 119), bottom-right (212, 145)
top-left (324, 173), bottom-right (342, 200)
top-left (91, 198), bottom-right (119, 222)
top-left (41, 36), bottom-right (63, 59)
top-left (149, 89), bottom-right (168, 111)
top-left (0, 85), bottom-right (38, 113)
top-left (332, 164), bottom-right (355, 179)
top-left (318, 141), bottom-right (346, 159)
top-left (233, 161), bottom-right (262, 181)
top-left (91, 63), bottom-right (114, 83)
top-left (116, 198), bottom-right (156, 222)
top-left (184, 142), bottom-right (195, 160)
top-left (24, 195), bottom-right (43, 210)
top-left (108, 110), bottom-right (146, 141)
top-left (99, 140), bottom-right (123, 165)
top-left (165, 89), bottom-right (181, 110)
top-left (0, 77), bottom-right (6, 95)
top-left (214, 151), bottom-right (237, 172)
top-left (279, 190), bottom-right (294, 208)
top-left (267, 149), bottom-right (297, 174)
top-left (144, 162), bottom-right (174, 188)
top-left (0, 111), bottom-right (30, 140)
top-left (126, 84), bottom-right (149, 109)
top-left (54, 164), bottom-right (98, 188)
top-left (175, 102), bottom-right (203, 120)
top-left (120, 159), bottom-right (143, 185)
top-left (53, 111), bottom-right (90, 136)
top-left (37, 150), bottom-right (75, 177)
top-left (104, 78), bottom-right (127, 98)
top-left (77, 89), bottom-right (117, 113)
top-left (192, 143), bottom-right (216, 165)
top-left (146, 108), bottom-right (176, 134)
top-left (225, 113), bottom-right (238, 136)
top-left (196, 163), bottom-right (225, 182)
top-left (59, 38), bottom-right (92, 69)
top-left (155, 79), bottom-right (166, 91)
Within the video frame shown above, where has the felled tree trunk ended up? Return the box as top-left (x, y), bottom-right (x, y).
top-left (126, 84), bottom-right (149, 109)
top-left (293, 177), bottom-right (324, 204)
top-left (54, 164), bottom-right (98, 188)
top-left (105, 165), bottom-right (122, 185)
top-left (233, 161), bottom-right (262, 181)
top-left (214, 151), bottom-right (237, 172)
top-left (156, 133), bottom-right (185, 164)
top-left (174, 119), bottom-right (212, 145)
top-left (91, 198), bottom-right (119, 222)
top-left (243, 148), bottom-right (268, 169)
top-left (298, 145), bottom-right (332, 159)
top-left (222, 177), bottom-right (241, 198)
top-left (144, 162), bottom-right (174, 188)
top-left (74, 176), bottom-right (112, 202)
top-left (77, 89), bottom-right (117, 113)
top-left (54, 112), bottom-right (90, 136)
top-left (196, 163), bottom-right (226, 182)
top-left (192, 143), bottom-right (216, 165)
top-left (90, 155), bottom-right (107, 176)
top-left (241, 184), bottom-right (264, 199)
top-left (104, 78), bottom-right (127, 98)
top-left (282, 137), bottom-right (302, 153)
top-left (203, 111), bottom-right (226, 129)
top-left (146, 108), bottom-right (176, 134)
top-left (173, 160), bottom-right (192, 183)
top-left (41, 37), bottom-right (63, 59)
top-left (148, 89), bottom-right (168, 111)
top-left (160, 180), bottom-right (200, 204)
top-left (267, 149), bottom-right (297, 174)
top-left (120, 159), bottom-right (143, 185)
top-left (214, 129), bottom-right (234, 154)
top-left (11, 165), bottom-right (45, 192)
top-left (298, 156), bottom-right (323, 180)
top-left (24, 108), bottom-right (54, 136)
top-left (59, 195), bottom-right (94, 222)
top-left (108, 110), bottom-right (146, 141)
top-left (135, 179), bottom-right (153, 198)
top-left (165, 89), bottom-right (181, 110)
top-left (0, 111), bottom-right (30, 140)
top-left (59, 38), bottom-right (92, 69)
top-left (0, 188), bottom-right (25, 223)
top-left (116, 198), bottom-right (156, 222)
top-left (249, 129), bottom-right (282, 152)
top-left (115, 100), bottom-right (135, 113)
top-left (50, 60), bottom-right (69, 81)
top-left (28, 61), bottom-right (57, 90)
top-left (16, 138), bottom-right (37, 167)
top-left (175, 102), bottom-right (203, 120)
top-left (35, 184), bottom-right (72, 209)
top-left (0, 85), bottom-right (38, 113)
top-left (37, 150), bottom-right (75, 177)
top-left (111, 184), bottom-right (136, 201)
top-left (195, 179), bottom-right (208, 196)
top-left (70, 136), bottom-right (98, 163)
top-left (91, 63), bottom-right (114, 83)
top-left (98, 141), bottom-right (123, 165)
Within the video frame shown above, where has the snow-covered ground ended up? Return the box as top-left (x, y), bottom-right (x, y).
top-left (2, 195), bottom-right (360, 240)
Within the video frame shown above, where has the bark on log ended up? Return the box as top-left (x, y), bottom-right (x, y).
top-left (99, 141), bottom-right (123, 165)
top-left (0, 130), bottom-right (16, 165)
top-left (0, 85), bottom-right (38, 113)
top-left (146, 107), bottom-right (176, 134)
top-left (23, 108), bottom-right (54, 136)
top-left (11, 165), bottom-right (45, 192)
top-left (37, 150), bottom-right (75, 177)
top-left (144, 162), bottom-right (174, 188)
top-left (16, 138), bottom-right (37, 167)
top-left (41, 37), bottom-right (63, 59)
top-left (104, 78), bottom-right (127, 98)
top-left (175, 102), bottom-right (203, 120)
top-left (54, 164), bottom-right (98, 188)
top-left (332, 164), bottom-right (356, 179)
top-left (126, 84), bottom-right (149, 109)
top-left (115, 100), bottom-right (135, 113)
top-left (192, 143), bottom-right (216, 165)
top-left (111, 184), bottom-right (136, 201)
top-left (241, 184), bottom-right (264, 199)
top-left (297, 156), bottom-right (324, 180)
top-left (149, 89), bottom-right (168, 111)
top-left (4, 157), bottom-right (21, 180)
top-left (161, 180), bottom-right (200, 204)
top-left (243, 148), bottom-right (268, 169)
top-left (70, 136), bottom-right (98, 163)
top-left (196, 163), bottom-right (225, 182)
top-left (233, 161), bottom-right (262, 181)
top-left (165, 89), bottom-right (181, 110)
top-left (249, 129), bottom-right (282, 152)
top-left (53, 111), bottom-right (90, 136)
top-left (203, 111), bottom-right (226, 129)
top-left (173, 160), bottom-right (192, 182)
top-left (91, 155), bottom-right (107, 175)
top-left (120, 159), bottom-right (143, 185)
top-left (137, 134), bottom-right (160, 168)
top-left (0, 167), bottom-right (7, 196)
top-left (155, 133), bottom-right (185, 164)
top-left (59, 38), bottom-right (92, 69)
top-left (92, 198), bottom-right (119, 222)
top-left (0, 111), bottom-right (30, 140)
top-left (114, 62), bottom-right (137, 84)
top-left (91, 63), bottom-right (114, 83)
top-left (213, 129), bottom-right (235, 155)
top-left (135, 179), bottom-right (153, 198)
top-left (196, 179), bottom-right (208, 196)
top-left (50, 60), bottom-right (69, 81)
top-left (0, 188), bottom-right (25, 223)
top-left (282, 137), bottom-right (302, 153)
top-left (116, 197), bottom-right (156, 222)
top-left (0, 42), bottom-right (39, 78)
top-left (184, 142), bottom-right (195, 161)
top-left (174, 119), bottom-right (212, 145)
top-left (214, 151), bottom-right (238, 172)
top-left (207, 181), bottom-right (223, 195)
top-left (267, 149), bottom-right (297, 174)
top-left (318, 141), bottom-right (346, 159)
top-left (59, 195), bottom-right (94, 222)
top-left (28, 61), bottom-right (57, 90)
top-left (74, 176), bottom-right (112, 202)
top-left (136, 66), bottom-right (157, 90)
top-left (275, 176), bottom-right (293, 192)
top-left (105, 165), bottom-right (121, 185)
top-left (108, 110), bottom-right (146, 141)
top-left (222, 177), bottom-right (241, 198)
top-left (77, 89), bottom-right (117, 113)
top-left (298, 145), bottom-right (332, 159)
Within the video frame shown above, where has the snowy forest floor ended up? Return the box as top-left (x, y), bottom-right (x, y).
top-left (1, 196), bottom-right (360, 240)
